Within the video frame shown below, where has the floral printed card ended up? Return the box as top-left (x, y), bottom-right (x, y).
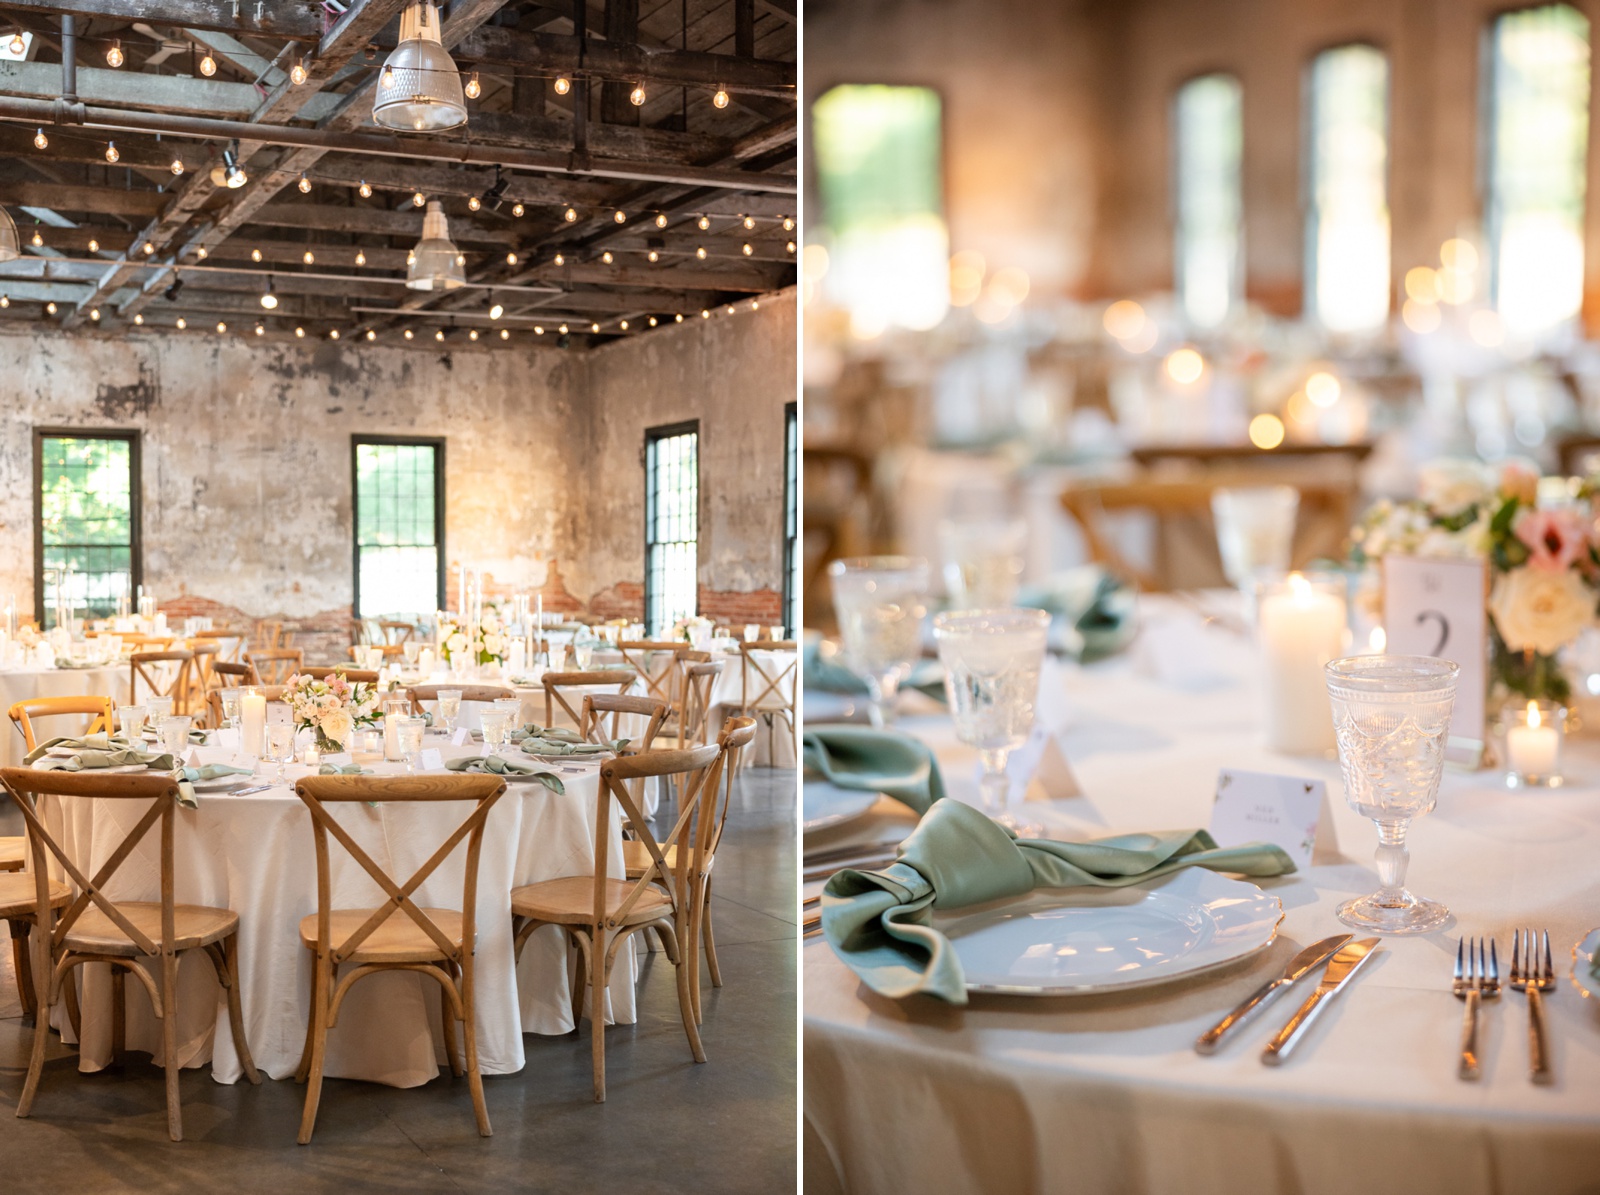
top-left (1382, 554), bottom-right (1486, 762)
top-left (1209, 768), bottom-right (1327, 872)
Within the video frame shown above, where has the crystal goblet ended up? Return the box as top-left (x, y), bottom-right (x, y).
top-left (828, 556), bottom-right (930, 729)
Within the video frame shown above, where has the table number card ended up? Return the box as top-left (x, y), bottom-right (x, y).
top-left (1382, 555), bottom-right (1487, 765)
top-left (451, 727), bottom-right (472, 746)
top-left (1209, 768), bottom-right (1329, 872)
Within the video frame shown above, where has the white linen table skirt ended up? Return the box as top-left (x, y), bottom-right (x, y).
top-left (39, 745), bottom-right (635, 1087)
top-left (804, 595), bottom-right (1600, 1195)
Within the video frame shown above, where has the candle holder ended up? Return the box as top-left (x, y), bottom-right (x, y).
top-left (1498, 699), bottom-right (1566, 789)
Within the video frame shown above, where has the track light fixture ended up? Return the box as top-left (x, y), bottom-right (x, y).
top-left (164, 274), bottom-right (184, 302)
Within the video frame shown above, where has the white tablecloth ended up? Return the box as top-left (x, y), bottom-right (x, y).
top-left (0, 666), bottom-right (128, 768)
top-left (804, 596), bottom-right (1600, 1195)
top-left (39, 741), bottom-right (634, 1087)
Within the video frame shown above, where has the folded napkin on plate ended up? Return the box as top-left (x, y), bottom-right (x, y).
top-left (177, 763), bottom-right (253, 807)
top-left (821, 799), bottom-right (1296, 1003)
top-left (25, 733), bottom-right (180, 773)
top-left (508, 724), bottom-right (584, 744)
top-left (518, 736), bottom-right (622, 757)
top-left (317, 763), bottom-right (373, 776)
top-left (1018, 567), bottom-right (1138, 664)
top-left (144, 727), bottom-right (210, 745)
top-left (446, 754), bottom-right (565, 792)
top-left (802, 640), bottom-right (946, 702)
top-left (802, 726), bottom-right (946, 816)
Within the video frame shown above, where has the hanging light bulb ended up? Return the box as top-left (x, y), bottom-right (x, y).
top-left (701, 309), bottom-right (710, 319)
top-left (29, 230), bottom-right (41, 248)
top-left (302, 249), bottom-right (315, 264)
top-left (104, 141), bottom-right (119, 163)
top-left (620, 319), bottom-right (629, 330)
top-left (45, 301), bottom-right (56, 315)
top-left (554, 253), bottom-right (564, 266)
top-left (675, 313), bottom-right (683, 323)
top-left (133, 312), bottom-right (143, 324)
top-left (435, 328), bottom-right (445, 341)
top-left (297, 173), bottom-right (312, 193)
top-left (786, 240), bottom-right (796, 254)
top-left (489, 301), bottom-right (504, 319)
top-left (649, 316), bottom-right (657, 327)
top-left (455, 252), bottom-right (465, 265)
top-left (170, 155), bottom-right (184, 176)
top-left (558, 323), bottom-right (569, 334)
top-left (629, 82), bottom-right (646, 106)
top-left (254, 323), bottom-right (265, 336)
top-left (374, 3), bottom-right (468, 132)
top-left (32, 128), bottom-right (46, 150)
top-left (585, 322), bottom-right (596, 333)
top-left (413, 191), bottom-right (426, 207)
top-left (564, 207), bottom-right (577, 222)
top-left (290, 57), bottom-right (309, 85)
top-left (743, 215), bottom-right (755, 230)
top-left (614, 210), bottom-right (627, 224)
top-left (554, 75), bottom-right (571, 95)
top-left (511, 202), bottom-right (524, 217)
top-left (751, 299), bottom-right (759, 310)
top-left (366, 329), bottom-right (376, 341)
top-left (464, 71), bottom-right (481, 99)
top-left (295, 326), bottom-right (305, 338)
top-left (468, 328), bottom-right (479, 341)
top-left (535, 325), bottom-right (545, 335)
top-left (468, 195), bottom-right (481, 211)
top-left (216, 320), bottom-right (227, 333)
top-left (251, 248), bottom-right (262, 262)
top-left (175, 316), bottom-right (186, 329)
top-left (142, 241), bottom-right (155, 255)
top-left (499, 327), bottom-right (509, 339)
top-left (89, 307), bottom-right (100, 321)
top-left (601, 251), bottom-right (613, 264)
top-left (8, 31), bottom-right (25, 56)
top-left (696, 246), bottom-right (707, 260)
top-left (697, 215), bottom-right (711, 231)
top-left (713, 87), bottom-right (729, 109)
top-left (506, 251), bottom-right (518, 265)
top-left (655, 213), bottom-right (669, 229)
top-left (647, 249), bottom-right (660, 263)
top-left (87, 238), bottom-right (99, 253)
top-left (105, 39), bottom-right (124, 68)
top-left (782, 216), bottom-right (795, 232)
top-left (404, 328), bottom-right (414, 340)
top-left (260, 277), bottom-right (278, 309)
top-left (199, 53), bottom-right (217, 77)
top-left (358, 179), bottom-right (372, 198)
top-left (742, 243), bottom-right (753, 256)
top-left (355, 249), bottom-right (366, 266)
top-left (196, 246), bottom-right (207, 259)
top-left (406, 200), bottom-right (466, 291)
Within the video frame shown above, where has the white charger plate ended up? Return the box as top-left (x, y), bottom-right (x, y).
top-left (934, 868), bottom-right (1283, 996)
top-left (802, 778), bottom-right (880, 833)
top-left (1570, 928), bottom-right (1600, 999)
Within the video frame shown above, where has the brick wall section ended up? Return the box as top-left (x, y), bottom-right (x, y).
top-left (699, 586), bottom-right (783, 625)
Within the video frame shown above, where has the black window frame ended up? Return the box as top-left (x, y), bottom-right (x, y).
top-left (783, 401), bottom-right (798, 637)
top-left (350, 433), bottom-right (447, 621)
top-left (644, 419), bottom-right (701, 634)
top-left (33, 427), bottom-right (142, 627)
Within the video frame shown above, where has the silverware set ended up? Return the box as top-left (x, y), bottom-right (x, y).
top-left (1452, 930), bottom-right (1553, 1083)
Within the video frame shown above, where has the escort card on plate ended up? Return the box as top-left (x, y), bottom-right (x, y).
top-left (1382, 554), bottom-right (1487, 764)
top-left (1209, 768), bottom-right (1329, 872)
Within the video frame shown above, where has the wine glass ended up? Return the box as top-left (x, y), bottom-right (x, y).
top-left (493, 696), bottom-right (523, 735)
top-left (402, 640), bottom-right (421, 668)
top-left (219, 687), bottom-right (242, 731)
top-left (480, 710), bottom-right (512, 757)
top-left (436, 689), bottom-right (463, 734)
top-left (745, 624), bottom-right (760, 642)
top-left (933, 608), bottom-right (1051, 831)
top-left (574, 642), bottom-right (594, 669)
top-left (1212, 486), bottom-right (1298, 601)
top-left (157, 714), bottom-right (191, 758)
top-left (144, 695), bottom-right (174, 727)
top-left (396, 716), bottom-right (426, 773)
top-left (263, 722), bottom-right (297, 782)
top-left (117, 704), bottom-right (147, 743)
top-left (1325, 654), bottom-right (1459, 934)
top-left (938, 517), bottom-right (1028, 609)
top-left (827, 556), bottom-right (930, 729)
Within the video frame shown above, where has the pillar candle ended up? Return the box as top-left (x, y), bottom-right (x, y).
top-left (1507, 702), bottom-right (1560, 777)
top-left (239, 692), bottom-right (267, 758)
top-left (384, 711), bottom-right (403, 761)
top-left (1259, 574), bottom-right (1346, 754)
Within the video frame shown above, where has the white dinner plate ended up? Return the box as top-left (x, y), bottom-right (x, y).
top-left (933, 868), bottom-right (1283, 996)
top-left (1570, 928), bottom-right (1600, 1000)
top-left (523, 751), bottom-right (607, 764)
top-left (31, 760), bottom-right (148, 774)
top-left (801, 691), bottom-right (860, 723)
top-left (802, 778), bottom-right (880, 833)
top-left (190, 774), bottom-right (252, 791)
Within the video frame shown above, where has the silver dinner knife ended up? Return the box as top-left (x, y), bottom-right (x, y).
top-left (1261, 937), bottom-right (1381, 1065)
top-left (1194, 934), bottom-right (1352, 1054)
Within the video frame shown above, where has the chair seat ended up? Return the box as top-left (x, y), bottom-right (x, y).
top-left (298, 907), bottom-right (464, 964)
top-left (511, 877), bottom-right (670, 927)
top-left (0, 873), bottom-right (72, 919)
top-left (65, 902), bottom-right (239, 956)
top-left (621, 838), bottom-right (678, 877)
top-left (0, 837), bottom-right (23, 873)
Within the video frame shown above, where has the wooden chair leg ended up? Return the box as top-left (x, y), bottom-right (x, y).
top-left (298, 955), bottom-right (331, 1145)
top-left (703, 875), bottom-right (723, 991)
top-left (161, 951), bottom-right (182, 1142)
top-left (673, 911), bottom-right (707, 1065)
top-left (9, 920), bottom-right (36, 1022)
top-left (294, 951), bottom-right (316, 1083)
top-left (461, 963), bottom-right (491, 1137)
top-left (688, 890), bottom-right (706, 1025)
top-left (15, 927), bottom-right (51, 1119)
top-left (440, 961), bottom-right (463, 1078)
top-left (110, 965), bottom-right (126, 1067)
top-left (590, 926), bottom-right (608, 1103)
top-left (222, 934), bottom-right (260, 1084)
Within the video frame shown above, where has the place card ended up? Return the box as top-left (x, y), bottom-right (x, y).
top-left (420, 748), bottom-right (444, 771)
top-left (1382, 555), bottom-right (1487, 765)
top-left (982, 722), bottom-right (1082, 804)
top-left (451, 727), bottom-right (471, 746)
top-left (215, 727), bottom-right (239, 751)
top-left (1209, 768), bottom-right (1331, 872)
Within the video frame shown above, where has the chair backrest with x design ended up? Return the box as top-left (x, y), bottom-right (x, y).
top-left (674, 661), bottom-right (724, 748)
top-left (302, 665), bottom-right (380, 685)
top-left (246, 648), bottom-right (304, 686)
top-left (379, 621), bottom-right (417, 646)
top-left (131, 651), bottom-right (195, 710)
top-left (7, 695), bottom-right (117, 751)
top-left (739, 642), bottom-right (798, 715)
top-left (292, 774), bottom-right (507, 972)
top-left (580, 694), bottom-right (668, 753)
top-left (192, 629), bottom-right (245, 663)
top-left (405, 684), bottom-right (515, 718)
top-left (696, 717), bottom-right (758, 870)
top-left (594, 744), bottom-right (720, 925)
top-left (617, 641), bottom-right (685, 707)
top-left (543, 670), bottom-right (635, 729)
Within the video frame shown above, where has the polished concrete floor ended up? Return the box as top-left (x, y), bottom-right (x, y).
top-left (0, 768), bottom-right (797, 1194)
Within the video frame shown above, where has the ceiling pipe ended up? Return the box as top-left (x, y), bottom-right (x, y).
top-left (55, 15), bottom-right (84, 124)
top-left (0, 254), bottom-right (567, 293)
top-left (0, 97), bottom-right (797, 194)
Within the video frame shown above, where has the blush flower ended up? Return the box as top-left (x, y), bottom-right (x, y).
top-left (1513, 508), bottom-right (1588, 573)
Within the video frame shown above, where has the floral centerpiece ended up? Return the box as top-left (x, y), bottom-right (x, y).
top-left (668, 614), bottom-right (714, 645)
top-left (1352, 458), bottom-right (1600, 706)
top-left (442, 607), bottom-right (506, 665)
top-left (285, 671), bottom-right (382, 751)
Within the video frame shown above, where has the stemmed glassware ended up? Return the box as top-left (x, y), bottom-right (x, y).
top-left (396, 716), bottom-right (426, 773)
top-left (402, 640), bottom-right (421, 668)
top-left (492, 697), bottom-right (523, 735)
top-left (1325, 654), bottom-right (1459, 934)
top-left (117, 704), bottom-right (147, 742)
top-left (933, 608), bottom-right (1051, 832)
top-left (479, 710), bottom-right (512, 757)
top-left (1211, 485), bottom-right (1298, 601)
top-left (219, 687), bottom-right (242, 731)
top-left (938, 517), bottom-right (1028, 609)
top-left (157, 715), bottom-right (191, 758)
top-left (436, 689), bottom-right (462, 735)
top-left (827, 556), bottom-right (930, 729)
top-left (263, 722), bottom-right (297, 782)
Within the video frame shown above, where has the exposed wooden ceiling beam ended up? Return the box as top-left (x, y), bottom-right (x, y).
top-left (0, 0), bottom-right (330, 40)
top-left (0, 59), bottom-right (345, 119)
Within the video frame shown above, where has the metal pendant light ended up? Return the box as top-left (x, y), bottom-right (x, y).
top-left (0, 205), bottom-right (18, 262)
top-left (373, 3), bottom-right (467, 132)
top-left (406, 201), bottom-right (466, 290)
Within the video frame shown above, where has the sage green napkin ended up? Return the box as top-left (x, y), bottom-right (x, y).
top-left (447, 753), bottom-right (565, 793)
top-left (177, 763), bottom-right (253, 807)
top-left (802, 639), bottom-right (946, 702)
top-left (26, 733), bottom-right (180, 773)
top-left (1018, 567), bottom-right (1138, 664)
top-left (318, 763), bottom-right (373, 776)
top-left (821, 799), bottom-right (1296, 1004)
top-left (508, 724), bottom-right (583, 744)
top-left (802, 726), bottom-right (946, 816)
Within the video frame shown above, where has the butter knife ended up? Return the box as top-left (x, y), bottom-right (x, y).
top-left (1261, 937), bottom-right (1381, 1065)
top-left (1194, 934), bottom-right (1352, 1054)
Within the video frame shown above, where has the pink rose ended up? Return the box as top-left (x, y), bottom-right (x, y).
top-left (1500, 459), bottom-right (1540, 505)
top-left (1514, 508), bottom-right (1588, 572)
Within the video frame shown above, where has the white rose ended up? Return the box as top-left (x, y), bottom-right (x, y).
top-left (482, 632), bottom-right (503, 655)
top-left (319, 708), bottom-right (353, 746)
top-left (447, 632), bottom-right (467, 653)
top-left (1418, 459), bottom-right (1496, 518)
top-left (1490, 567), bottom-right (1595, 654)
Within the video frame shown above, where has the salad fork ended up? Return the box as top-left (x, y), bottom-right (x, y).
top-left (1510, 928), bottom-right (1555, 1084)
top-left (1452, 937), bottom-right (1498, 1080)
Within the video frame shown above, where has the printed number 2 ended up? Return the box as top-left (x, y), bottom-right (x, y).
top-left (1416, 609), bottom-right (1449, 657)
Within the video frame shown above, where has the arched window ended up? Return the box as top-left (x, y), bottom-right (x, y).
top-left (1174, 74), bottom-right (1243, 329)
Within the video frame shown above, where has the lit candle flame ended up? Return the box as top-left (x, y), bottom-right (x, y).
top-left (1527, 700), bottom-right (1541, 730)
top-left (1288, 572), bottom-right (1310, 600)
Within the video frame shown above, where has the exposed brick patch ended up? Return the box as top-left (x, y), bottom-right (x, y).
top-left (157, 596), bottom-right (354, 664)
top-left (445, 559), bottom-right (586, 615)
top-left (699, 586), bottom-right (783, 625)
top-left (588, 582), bottom-right (644, 621)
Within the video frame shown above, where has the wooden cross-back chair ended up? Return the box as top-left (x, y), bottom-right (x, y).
top-left (736, 641), bottom-right (798, 765)
top-left (1, 853), bottom-right (73, 1027)
top-left (616, 641), bottom-right (685, 709)
top-left (130, 650), bottom-right (195, 712)
top-left (542, 670), bottom-right (635, 730)
top-left (301, 665), bottom-right (380, 685)
top-left (7, 694), bottom-right (117, 753)
top-left (0, 767), bottom-right (259, 1142)
top-left (622, 718), bottom-right (756, 1022)
top-left (290, 773), bottom-right (507, 1144)
top-left (579, 694), bottom-right (668, 753)
top-left (185, 641), bottom-right (219, 713)
top-left (510, 742), bottom-right (723, 1102)
top-left (349, 643), bottom-right (404, 663)
top-left (378, 620), bottom-right (417, 645)
top-left (669, 660), bottom-right (724, 750)
top-left (192, 628), bottom-right (245, 663)
top-left (405, 684), bottom-right (516, 718)
top-left (253, 619), bottom-right (287, 650)
top-left (247, 647), bottom-right (304, 686)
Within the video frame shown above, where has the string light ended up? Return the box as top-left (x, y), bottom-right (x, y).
top-left (455, 252), bottom-right (465, 266)
top-left (697, 216), bottom-right (710, 231)
top-left (535, 325), bottom-right (545, 335)
top-left (726, 304), bottom-right (735, 314)
top-left (134, 313), bottom-right (143, 324)
top-left (511, 202), bottom-right (524, 217)
top-left (751, 299), bottom-right (759, 310)
top-left (302, 249), bottom-right (314, 265)
top-left (104, 141), bottom-right (118, 163)
top-left (251, 248), bottom-right (262, 262)
top-left (196, 247), bottom-right (206, 259)
top-left (175, 316), bottom-right (186, 329)
top-left (435, 328), bottom-right (445, 341)
top-left (647, 249), bottom-right (660, 263)
top-left (358, 179), bottom-right (372, 198)
top-left (489, 301), bottom-right (504, 319)
top-left (199, 53), bottom-right (217, 77)
top-left (782, 216), bottom-right (795, 232)
top-left (468, 328), bottom-right (479, 341)
top-left (675, 313), bottom-right (683, 323)
top-left (8, 31), bottom-right (24, 55)
top-left (655, 213), bottom-right (669, 228)
top-left (44, 301), bottom-right (56, 315)
top-left (701, 309), bottom-right (710, 319)
top-left (468, 195), bottom-right (481, 211)
top-left (499, 328), bottom-right (509, 340)
top-left (355, 249), bottom-right (366, 266)
top-left (297, 173), bottom-right (311, 193)
top-left (254, 323), bottom-right (265, 336)
top-left (786, 241), bottom-right (796, 254)
top-left (366, 329), bottom-right (376, 341)
top-left (89, 307), bottom-right (100, 321)
top-left (564, 207), bottom-right (577, 222)
top-left (506, 251), bottom-right (518, 265)
top-left (105, 39), bottom-right (123, 68)
top-left (614, 210), bottom-right (627, 224)
top-left (0, 295), bottom-right (7, 308)
top-left (142, 241), bottom-right (155, 254)
top-left (742, 243), bottom-right (753, 256)
top-left (413, 191), bottom-right (426, 207)
top-left (329, 328), bottom-right (339, 340)
top-left (554, 75), bottom-right (570, 95)
top-left (601, 251), bottom-right (613, 264)
top-left (290, 57), bottom-right (308, 85)
top-left (558, 323), bottom-right (569, 334)
top-left (554, 253), bottom-right (565, 266)
top-left (629, 83), bottom-right (646, 106)
top-left (170, 155), bottom-right (184, 175)
top-left (382, 66), bottom-right (394, 86)
top-left (295, 326), bottom-right (305, 337)
top-left (215, 320), bottom-right (227, 333)
top-left (620, 319), bottom-right (629, 330)
top-left (464, 71), bottom-right (481, 99)
top-left (696, 246), bottom-right (707, 260)
top-left (32, 128), bottom-right (46, 150)
top-left (648, 316), bottom-right (658, 327)
top-left (260, 277), bottom-right (278, 309)
top-left (743, 215), bottom-right (755, 230)
top-left (590, 322), bottom-right (600, 333)
top-left (713, 87), bottom-right (729, 108)
top-left (403, 328), bottom-right (413, 340)
top-left (29, 230), bottom-right (41, 248)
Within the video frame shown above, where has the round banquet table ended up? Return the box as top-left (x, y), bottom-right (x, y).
top-left (38, 740), bottom-right (635, 1087)
top-left (0, 665), bottom-right (129, 768)
top-left (803, 595), bottom-right (1600, 1195)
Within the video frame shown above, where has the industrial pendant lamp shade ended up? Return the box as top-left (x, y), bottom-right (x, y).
top-left (0, 206), bottom-right (18, 262)
top-left (373, 3), bottom-right (467, 132)
top-left (406, 201), bottom-right (466, 290)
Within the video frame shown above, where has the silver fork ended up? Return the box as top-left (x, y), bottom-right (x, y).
top-left (1453, 937), bottom-right (1499, 1080)
top-left (1511, 928), bottom-right (1555, 1084)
